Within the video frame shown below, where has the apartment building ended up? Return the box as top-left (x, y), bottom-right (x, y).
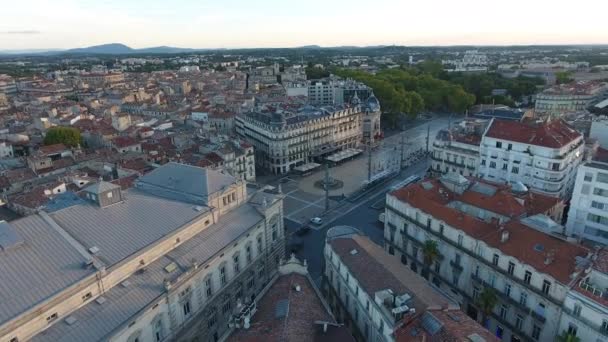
top-left (431, 120), bottom-right (487, 177)
top-left (558, 248), bottom-right (608, 341)
top-left (479, 118), bottom-right (584, 199)
top-left (566, 148), bottom-right (608, 244)
top-left (0, 74), bottom-right (17, 95)
top-left (0, 162), bottom-right (285, 342)
top-left (307, 77), bottom-right (373, 106)
top-left (535, 81), bottom-right (608, 117)
top-left (236, 102), bottom-right (380, 175)
top-left (383, 174), bottom-right (591, 342)
top-left (324, 226), bottom-right (498, 342)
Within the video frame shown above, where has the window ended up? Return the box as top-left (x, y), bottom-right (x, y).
top-left (220, 266), bottom-right (227, 285)
top-left (512, 166), bottom-right (519, 174)
top-left (223, 300), bottom-right (232, 314)
top-left (473, 286), bottom-right (480, 299)
top-left (257, 235), bottom-right (263, 254)
top-left (532, 324), bottom-right (541, 340)
top-left (492, 254), bottom-right (499, 266)
top-left (573, 303), bottom-right (581, 317)
top-left (183, 301), bottom-right (191, 316)
top-left (598, 173), bottom-right (608, 184)
top-left (233, 254), bottom-right (240, 273)
top-left (46, 313), bottom-right (58, 323)
top-left (505, 283), bottom-right (512, 297)
top-left (582, 184), bottom-right (591, 195)
top-left (481, 159), bottom-right (486, 166)
top-left (542, 280), bottom-right (551, 295)
top-left (588, 213), bottom-right (608, 226)
top-left (602, 320), bottom-right (608, 333)
top-left (489, 273), bottom-right (496, 287)
top-left (520, 292), bottom-right (528, 307)
top-left (272, 226), bottom-right (277, 241)
top-left (592, 201), bottom-right (606, 210)
top-left (584, 173), bottom-right (593, 182)
top-left (496, 141), bottom-right (502, 148)
top-left (457, 234), bottom-right (463, 246)
top-left (508, 262), bottom-right (515, 275)
top-left (524, 271), bottom-right (532, 284)
top-left (567, 324), bottom-right (578, 336)
top-left (107, 192), bottom-right (113, 198)
top-left (496, 325), bottom-right (504, 339)
top-left (499, 304), bottom-right (508, 319)
top-left (82, 292), bottom-right (92, 301)
top-left (474, 265), bottom-right (480, 277)
top-left (205, 277), bottom-right (213, 298)
top-left (246, 245), bottom-right (252, 263)
top-left (490, 161), bottom-right (497, 169)
top-left (502, 163), bottom-right (508, 170)
top-left (508, 143), bottom-right (512, 150)
top-left (594, 188), bottom-right (608, 197)
top-left (515, 314), bottom-right (523, 330)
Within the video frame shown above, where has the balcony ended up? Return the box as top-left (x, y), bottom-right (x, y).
top-left (579, 279), bottom-right (605, 298)
top-left (386, 204), bottom-right (564, 306)
top-left (530, 310), bottom-right (546, 323)
top-left (449, 260), bottom-right (464, 273)
top-left (563, 306), bottom-right (608, 337)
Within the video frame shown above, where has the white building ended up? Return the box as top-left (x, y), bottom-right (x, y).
top-left (0, 163), bottom-right (285, 342)
top-left (479, 118), bottom-right (584, 199)
top-left (535, 81), bottom-right (608, 117)
top-left (383, 174), bottom-right (589, 342)
top-left (558, 248), bottom-right (608, 341)
top-left (324, 226), bottom-right (498, 342)
top-left (236, 100), bottom-right (380, 175)
top-left (566, 150), bottom-right (608, 244)
top-left (431, 120), bottom-right (487, 177)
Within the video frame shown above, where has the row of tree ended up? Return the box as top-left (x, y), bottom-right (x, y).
top-left (333, 67), bottom-right (476, 127)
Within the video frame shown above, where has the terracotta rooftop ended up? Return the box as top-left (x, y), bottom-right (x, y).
top-left (226, 273), bottom-right (352, 342)
top-left (396, 309), bottom-right (499, 342)
top-left (38, 143), bottom-right (68, 155)
top-left (594, 147), bottom-right (608, 163)
top-left (390, 178), bottom-right (588, 284)
top-left (112, 136), bottom-right (140, 148)
top-left (485, 119), bottom-right (581, 148)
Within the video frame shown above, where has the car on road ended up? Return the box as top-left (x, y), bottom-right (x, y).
top-left (310, 217), bottom-right (323, 225)
top-left (295, 225), bottom-right (311, 236)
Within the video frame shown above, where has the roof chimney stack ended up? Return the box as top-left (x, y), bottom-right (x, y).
top-left (500, 230), bottom-right (510, 243)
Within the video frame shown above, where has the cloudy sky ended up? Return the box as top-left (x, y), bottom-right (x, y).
top-left (1, 0), bottom-right (607, 50)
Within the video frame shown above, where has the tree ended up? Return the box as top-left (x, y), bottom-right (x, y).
top-left (556, 71), bottom-right (574, 85)
top-left (421, 240), bottom-right (440, 279)
top-left (44, 126), bottom-right (82, 147)
top-left (557, 331), bottom-right (581, 342)
top-left (476, 287), bottom-right (498, 328)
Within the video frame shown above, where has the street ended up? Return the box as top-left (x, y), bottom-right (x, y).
top-left (284, 159), bottom-right (430, 286)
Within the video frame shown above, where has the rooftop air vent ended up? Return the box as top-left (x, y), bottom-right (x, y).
top-left (89, 246), bottom-right (100, 254)
top-left (95, 296), bottom-right (106, 305)
top-left (65, 316), bottom-right (78, 325)
top-left (121, 280), bottom-right (131, 288)
top-left (350, 249), bottom-right (358, 255)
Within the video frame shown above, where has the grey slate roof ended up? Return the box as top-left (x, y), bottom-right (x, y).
top-left (135, 162), bottom-right (236, 204)
top-left (83, 181), bottom-right (121, 195)
top-left (0, 215), bottom-right (96, 325)
top-left (31, 203), bottom-right (264, 342)
top-left (49, 189), bottom-right (210, 266)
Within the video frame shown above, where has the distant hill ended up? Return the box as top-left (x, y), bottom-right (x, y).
top-left (66, 43), bottom-right (134, 54)
top-left (63, 43), bottom-right (201, 55)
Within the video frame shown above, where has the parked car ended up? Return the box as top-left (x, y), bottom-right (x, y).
top-left (310, 217), bottom-right (323, 225)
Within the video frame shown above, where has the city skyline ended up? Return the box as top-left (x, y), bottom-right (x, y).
top-left (2, 0), bottom-right (608, 50)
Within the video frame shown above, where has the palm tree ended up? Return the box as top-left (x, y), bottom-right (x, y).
top-left (557, 331), bottom-right (581, 342)
top-left (476, 287), bottom-right (498, 328)
top-left (421, 240), bottom-right (439, 279)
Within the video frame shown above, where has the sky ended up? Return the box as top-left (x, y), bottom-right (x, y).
top-left (1, 0), bottom-right (607, 50)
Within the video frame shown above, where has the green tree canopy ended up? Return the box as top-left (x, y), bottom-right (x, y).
top-left (476, 287), bottom-right (498, 328)
top-left (44, 126), bottom-right (82, 147)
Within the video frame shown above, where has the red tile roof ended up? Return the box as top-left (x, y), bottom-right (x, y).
top-left (396, 309), bottom-right (499, 342)
top-left (485, 119), bottom-right (581, 148)
top-left (226, 273), bottom-right (352, 342)
top-left (38, 143), bottom-right (68, 155)
top-left (390, 178), bottom-right (588, 283)
top-left (112, 136), bottom-right (139, 148)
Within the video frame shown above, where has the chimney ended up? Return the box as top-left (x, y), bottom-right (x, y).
top-left (500, 230), bottom-right (510, 243)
